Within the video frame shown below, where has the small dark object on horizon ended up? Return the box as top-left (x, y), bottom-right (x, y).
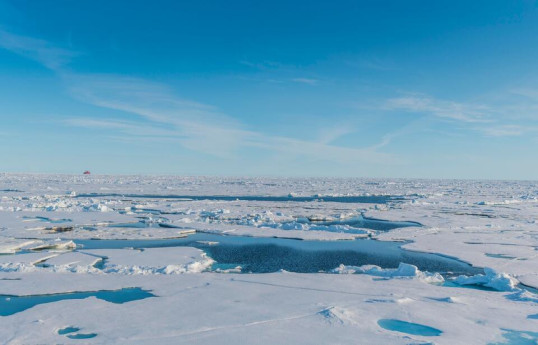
top-left (83, 171), bottom-right (91, 175)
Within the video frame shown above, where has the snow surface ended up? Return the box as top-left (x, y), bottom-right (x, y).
top-left (0, 174), bottom-right (537, 344)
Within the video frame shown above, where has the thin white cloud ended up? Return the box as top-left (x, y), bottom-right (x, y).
top-left (318, 124), bottom-right (355, 145)
top-left (480, 125), bottom-right (524, 137)
top-left (383, 92), bottom-right (538, 137)
top-left (62, 118), bottom-right (180, 137)
top-left (242, 133), bottom-right (394, 164)
top-left (479, 124), bottom-right (538, 137)
top-left (344, 56), bottom-right (396, 71)
top-left (291, 77), bottom-right (319, 85)
top-left (65, 74), bottom-right (239, 128)
top-left (239, 60), bottom-right (281, 70)
top-left (385, 94), bottom-right (490, 123)
top-left (511, 88), bottom-right (538, 100)
top-left (62, 74), bottom-right (394, 163)
top-left (0, 29), bottom-right (76, 70)
top-left (1, 29), bottom-right (394, 164)
top-left (63, 74), bottom-right (255, 158)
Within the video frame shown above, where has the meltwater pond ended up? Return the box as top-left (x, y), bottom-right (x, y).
top-left (75, 233), bottom-right (479, 275)
top-left (377, 319), bottom-right (442, 336)
top-left (291, 216), bottom-right (421, 232)
top-left (114, 216), bottom-right (421, 233)
top-left (0, 287), bottom-right (154, 316)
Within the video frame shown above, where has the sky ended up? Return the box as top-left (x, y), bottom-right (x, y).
top-left (1, 1), bottom-right (538, 179)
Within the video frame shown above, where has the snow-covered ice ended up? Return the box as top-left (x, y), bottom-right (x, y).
top-left (0, 174), bottom-right (537, 344)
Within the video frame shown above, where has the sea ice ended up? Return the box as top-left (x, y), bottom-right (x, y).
top-left (0, 174), bottom-right (537, 344)
top-left (455, 268), bottom-right (519, 291)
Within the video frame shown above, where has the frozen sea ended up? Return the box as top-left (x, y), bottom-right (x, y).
top-left (0, 174), bottom-right (537, 344)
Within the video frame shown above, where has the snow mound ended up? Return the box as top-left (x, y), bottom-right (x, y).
top-left (0, 262), bottom-right (39, 273)
top-left (103, 259), bottom-right (214, 275)
top-left (455, 268), bottom-right (519, 291)
top-left (332, 262), bottom-right (444, 283)
top-left (83, 203), bottom-right (112, 212)
top-left (506, 289), bottom-right (538, 303)
top-left (317, 306), bottom-right (358, 325)
top-left (31, 240), bottom-right (76, 252)
top-left (0, 257), bottom-right (215, 275)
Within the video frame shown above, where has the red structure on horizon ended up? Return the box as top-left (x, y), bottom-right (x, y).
top-left (83, 171), bottom-right (91, 175)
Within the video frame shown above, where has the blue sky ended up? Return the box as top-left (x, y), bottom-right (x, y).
top-left (1, 1), bottom-right (538, 179)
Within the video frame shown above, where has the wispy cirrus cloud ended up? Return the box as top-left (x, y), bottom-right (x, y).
top-left (63, 73), bottom-right (393, 163)
top-left (381, 91), bottom-right (538, 138)
top-left (239, 60), bottom-right (282, 70)
top-left (479, 124), bottom-right (538, 137)
top-left (0, 28), bottom-right (395, 164)
top-left (317, 124), bottom-right (355, 145)
top-left (511, 88), bottom-right (538, 100)
top-left (64, 74), bottom-right (241, 128)
top-left (384, 94), bottom-right (490, 123)
top-left (240, 59), bottom-right (320, 86)
top-left (62, 118), bottom-right (179, 137)
top-left (0, 29), bottom-right (76, 70)
top-left (63, 74), bottom-right (254, 158)
top-left (291, 77), bottom-right (319, 85)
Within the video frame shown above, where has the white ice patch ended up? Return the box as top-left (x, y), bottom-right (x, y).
top-left (102, 260), bottom-right (213, 275)
top-left (83, 203), bottom-right (113, 212)
top-left (0, 247), bottom-right (214, 275)
top-left (506, 289), bottom-right (538, 303)
top-left (455, 267), bottom-right (519, 291)
top-left (317, 306), bottom-right (358, 325)
top-left (85, 247), bottom-right (214, 275)
top-left (30, 240), bottom-right (76, 252)
top-left (0, 238), bottom-right (41, 254)
top-left (331, 262), bottom-right (444, 284)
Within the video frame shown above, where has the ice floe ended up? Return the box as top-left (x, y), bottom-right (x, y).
top-left (332, 263), bottom-right (445, 284)
top-left (455, 267), bottom-right (519, 291)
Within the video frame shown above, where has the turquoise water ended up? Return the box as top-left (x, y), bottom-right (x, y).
top-left (442, 281), bottom-right (497, 292)
top-left (22, 216), bottom-right (72, 224)
top-left (377, 319), bottom-right (442, 336)
top-left (67, 333), bottom-right (98, 339)
top-left (488, 329), bottom-right (538, 345)
top-left (485, 253), bottom-right (517, 259)
top-left (0, 287), bottom-right (154, 316)
top-left (75, 233), bottom-right (479, 275)
top-left (290, 216), bottom-right (421, 231)
top-left (112, 216), bottom-right (421, 232)
top-left (58, 326), bottom-right (80, 335)
top-left (58, 326), bottom-right (97, 339)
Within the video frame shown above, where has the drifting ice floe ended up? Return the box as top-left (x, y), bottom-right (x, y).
top-left (332, 262), bottom-right (445, 284)
top-left (455, 267), bottom-right (519, 291)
